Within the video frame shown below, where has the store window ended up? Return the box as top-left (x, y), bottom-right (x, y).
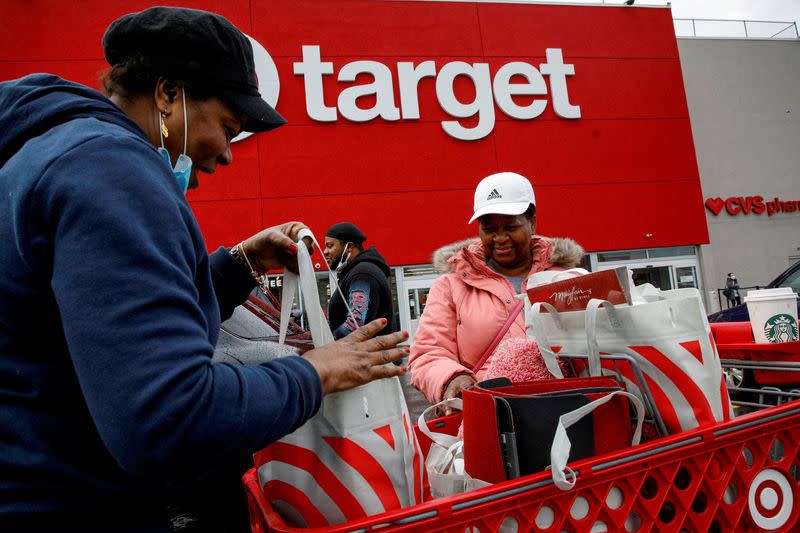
top-left (591, 245), bottom-right (702, 293)
top-left (597, 250), bottom-right (647, 262)
top-left (646, 246), bottom-right (696, 259)
top-left (597, 247), bottom-right (695, 264)
top-left (631, 266), bottom-right (672, 290)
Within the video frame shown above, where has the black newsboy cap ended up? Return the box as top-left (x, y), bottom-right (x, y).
top-left (103, 6), bottom-right (285, 133)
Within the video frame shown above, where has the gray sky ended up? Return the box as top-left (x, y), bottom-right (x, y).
top-left (636, 0), bottom-right (800, 37)
top-left (501, 0), bottom-right (800, 23)
top-left (655, 0), bottom-right (800, 23)
top-left (418, 0), bottom-right (800, 38)
top-left (434, 0), bottom-right (800, 38)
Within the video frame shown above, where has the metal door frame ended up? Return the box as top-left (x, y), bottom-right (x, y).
top-left (593, 256), bottom-right (702, 291)
top-left (396, 270), bottom-right (439, 343)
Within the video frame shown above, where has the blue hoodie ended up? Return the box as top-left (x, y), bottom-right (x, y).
top-left (0, 75), bottom-right (322, 530)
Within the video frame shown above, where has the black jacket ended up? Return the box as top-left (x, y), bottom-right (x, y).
top-left (328, 247), bottom-right (397, 339)
top-left (725, 278), bottom-right (741, 299)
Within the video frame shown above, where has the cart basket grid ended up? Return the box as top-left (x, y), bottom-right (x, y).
top-left (245, 398), bottom-right (800, 532)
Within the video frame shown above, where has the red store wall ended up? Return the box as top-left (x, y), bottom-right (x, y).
top-left (0, 0), bottom-right (709, 266)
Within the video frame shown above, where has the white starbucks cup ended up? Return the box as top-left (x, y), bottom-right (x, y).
top-left (743, 287), bottom-right (799, 344)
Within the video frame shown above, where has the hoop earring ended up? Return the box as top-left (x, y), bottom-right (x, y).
top-left (160, 112), bottom-right (169, 139)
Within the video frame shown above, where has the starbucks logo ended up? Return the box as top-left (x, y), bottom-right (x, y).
top-left (764, 314), bottom-right (799, 343)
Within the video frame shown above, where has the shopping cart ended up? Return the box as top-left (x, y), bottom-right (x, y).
top-left (245, 330), bottom-right (800, 532)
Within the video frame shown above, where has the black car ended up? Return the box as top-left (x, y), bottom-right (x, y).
top-left (708, 260), bottom-right (800, 322)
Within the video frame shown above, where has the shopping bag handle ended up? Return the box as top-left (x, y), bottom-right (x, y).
top-left (279, 228), bottom-right (353, 347)
top-left (417, 398), bottom-right (462, 449)
top-left (528, 302), bottom-right (566, 379)
top-left (584, 298), bottom-right (623, 377)
top-left (550, 390), bottom-right (644, 491)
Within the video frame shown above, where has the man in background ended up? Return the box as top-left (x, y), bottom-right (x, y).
top-left (324, 222), bottom-right (397, 339)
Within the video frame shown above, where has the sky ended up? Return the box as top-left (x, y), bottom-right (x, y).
top-left (631, 0), bottom-right (800, 37)
top-left (652, 0), bottom-right (800, 23)
top-left (425, 0), bottom-right (800, 38)
top-left (492, 0), bottom-right (800, 22)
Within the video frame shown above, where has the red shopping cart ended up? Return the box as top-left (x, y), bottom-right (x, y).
top-left (711, 321), bottom-right (800, 410)
top-left (245, 397), bottom-right (800, 532)
top-left (245, 399), bottom-right (800, 532)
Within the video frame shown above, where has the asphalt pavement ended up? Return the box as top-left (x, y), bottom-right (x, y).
top-left (399, 359), bottom-right (432, 421)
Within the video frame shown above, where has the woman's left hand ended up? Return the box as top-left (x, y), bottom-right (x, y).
top-left (241, 221), bottom-right (313, 273)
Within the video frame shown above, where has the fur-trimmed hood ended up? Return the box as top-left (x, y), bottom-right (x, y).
top-left (432, 235), bottom-right (584, 274)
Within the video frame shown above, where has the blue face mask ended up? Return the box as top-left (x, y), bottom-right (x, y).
top-left (158, 148), bottom-right (192, 194)
top-left (158, 88), bottom-right (193, 194)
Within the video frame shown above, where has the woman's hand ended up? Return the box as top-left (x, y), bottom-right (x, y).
top-left (241, 221), bottom-right (313, 273)
top-left (439, 374), bottom-right (476, 415)
top-left (303, 318), bottom-right (409, 395)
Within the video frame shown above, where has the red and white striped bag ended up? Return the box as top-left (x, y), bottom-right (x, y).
top-left (254, 230), bottom-right (423, 527)
top-left (528, 287), bottom-right (732, 435)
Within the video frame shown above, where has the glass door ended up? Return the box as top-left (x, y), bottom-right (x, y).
top-left (397, 275), bottom-right (438, 343)
top-left (597, 259), bottom-right (703, 294)
top-left (630, 266), bottom-right (673, 291)
top-left (673, 265), bottom-right (699, 289)
top-left (407, 286), bottom-right (432, 338)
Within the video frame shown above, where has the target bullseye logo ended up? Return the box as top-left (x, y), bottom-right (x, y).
top-left (748, 469), bottom-right (795, 530)
top-left (233, 35), bottom-right (280, 143)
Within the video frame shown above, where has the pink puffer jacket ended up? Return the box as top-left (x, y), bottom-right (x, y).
top-left (408, 235), bottom-right (584, 403)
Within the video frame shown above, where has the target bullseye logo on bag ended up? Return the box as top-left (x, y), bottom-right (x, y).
top-left (241, 39), bottom-right (581, 142)
top-left (253, 230), bottom-right (423, 527)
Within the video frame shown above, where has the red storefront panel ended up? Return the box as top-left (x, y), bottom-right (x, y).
top-left (191, 199), bottom-right (263, 254)
top-left (494, 119), bottom-right (700, 185)
top-left (252, 1), bottom-right (484, 57)
top-left (476, 2), bottom-right (679, 58)
top-left (0, 1), bottom-right (253, 60)
top-left (257, 122), bottom-right (498, 198)
top-left (0, 0), bottom-right (708, 264)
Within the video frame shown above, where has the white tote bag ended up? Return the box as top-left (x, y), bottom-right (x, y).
top-left (254, 229), bottom-right (424, 527)
top-left (528, 286), bottom-right (731, 434)
top-left (416, 399), bottom-right (467, 498)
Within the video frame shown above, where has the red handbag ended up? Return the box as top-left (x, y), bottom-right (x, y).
top-left (462, 376), bottom-right (643, 487)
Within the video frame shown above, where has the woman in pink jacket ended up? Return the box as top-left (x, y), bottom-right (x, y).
top-left (409, 172), bottom-right (584, 404)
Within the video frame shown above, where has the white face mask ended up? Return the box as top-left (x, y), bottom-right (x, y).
top-left (335, 242), bottom-right (353, 274)
top-left (157, 88), bottom-right (193, 194)
top-left (328, 242), bottom-right (353, 297)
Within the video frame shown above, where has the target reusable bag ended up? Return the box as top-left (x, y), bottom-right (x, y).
top-left (528, 286), bottom-right (732, 435)
top-left (253, 230), bottom-right (423, 527)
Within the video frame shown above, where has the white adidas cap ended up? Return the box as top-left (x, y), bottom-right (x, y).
top-left (468, 172), bottom-right (536, 224)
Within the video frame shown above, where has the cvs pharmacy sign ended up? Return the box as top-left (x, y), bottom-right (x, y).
top-left (705, 196), bottom-right (800, 217)
top-left (245, 41), bottom-right (581, 142)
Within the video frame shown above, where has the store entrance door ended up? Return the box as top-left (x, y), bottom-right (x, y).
top-left (627, 261), bottom-right (700, 291)
top-left (673, 263), bottom-right (700, 289)
top-left (397, 275), bottom-right (438, 343)
top-left (591, 246), bottom-right (703, 305)
top-left (631, 266), bottom-right (672, 290)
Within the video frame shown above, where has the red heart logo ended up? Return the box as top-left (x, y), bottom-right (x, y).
top-left (705, 197), bottom-right (724, 216)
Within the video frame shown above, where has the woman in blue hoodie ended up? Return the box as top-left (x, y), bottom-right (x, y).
top-left (0, 7), bottom-right (407, 532)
